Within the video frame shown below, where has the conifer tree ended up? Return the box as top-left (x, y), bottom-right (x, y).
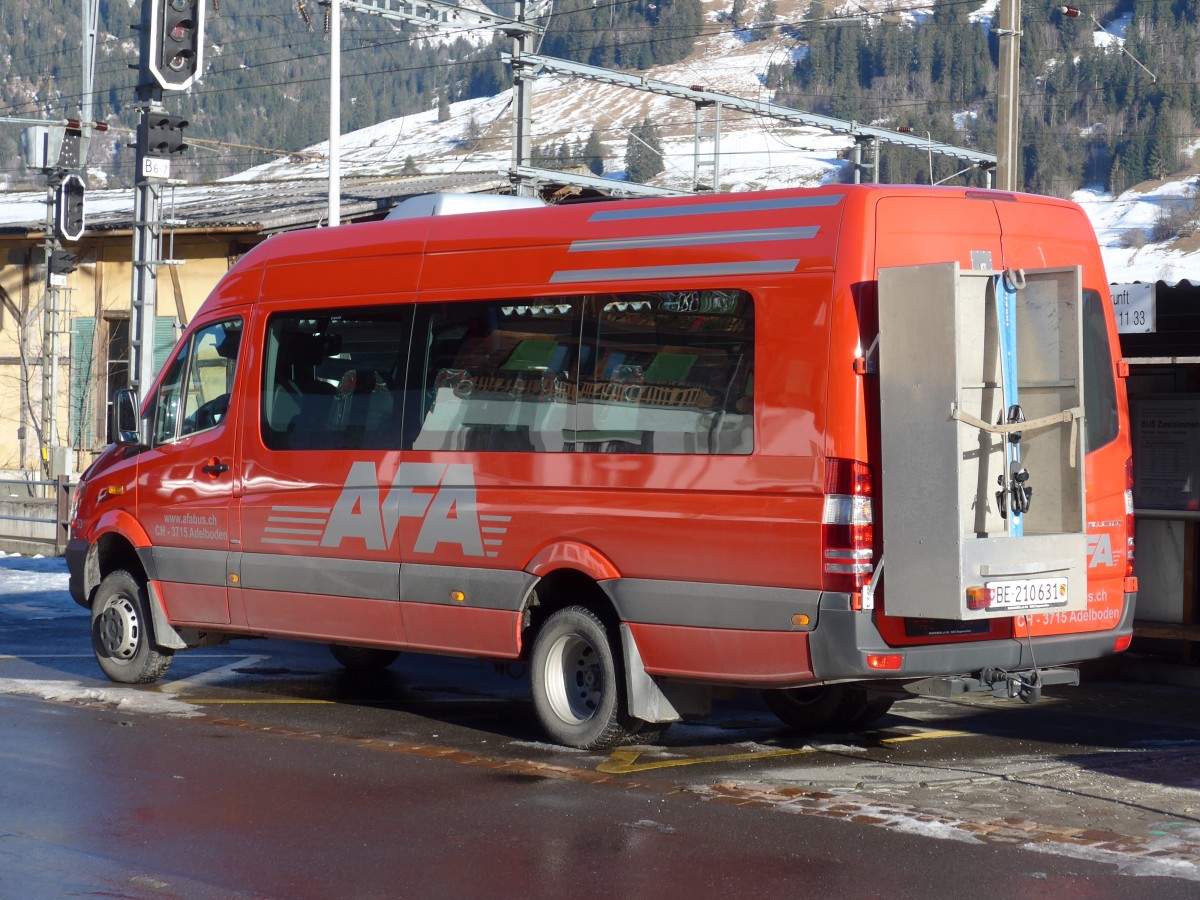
top-left (625, 117), bottom-right (665, 182)
top-left (731, 0), bottom-right (747, 28)
top-left (750, 0), bottom-right (776, 41)
top-left (1147, 104), bottom-right (1178, 180)
top-left (583, 127), bottom-right (606, 176)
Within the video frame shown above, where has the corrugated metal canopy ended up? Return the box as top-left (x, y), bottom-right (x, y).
top-left (0, 172), bottom-right (512, 236)
top-left (1116, 279), bottom-right (1200, 289)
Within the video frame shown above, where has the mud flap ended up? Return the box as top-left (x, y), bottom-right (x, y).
top-left (146, 581), bottom-right (189, 650)
top-left (620, 624), bottom-right (711, 723)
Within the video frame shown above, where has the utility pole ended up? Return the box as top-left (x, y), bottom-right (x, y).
top-left (996, 0), bottom-right (1021, 192)
top-left (42, 169), bottom-right (64, 460)
top-left (81, 0), bottom-right (99, 133)
top-left (510, 0), bottom-right (535, 195)
top-left (329, 0), bottom-right (341, 226)
top-left (131, 0), bottom-right (202, 404)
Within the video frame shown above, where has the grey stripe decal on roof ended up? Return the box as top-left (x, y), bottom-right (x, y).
top-left (568, 226), bottom-right (819, 253)
top-left (550, 259), bottom-right (800, 284)
top-left (588, 194), bottom-right (844, 222)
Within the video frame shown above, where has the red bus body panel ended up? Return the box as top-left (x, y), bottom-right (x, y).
top-left (68, 186), bottom-right (1134, 690)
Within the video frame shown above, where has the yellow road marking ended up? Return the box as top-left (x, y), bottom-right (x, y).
top-left (880, 729), bottom-right (968, 743)
top-left (598, 728), bottom-right (969, 774)
top-left (599, 746), bottom-right (814, 774)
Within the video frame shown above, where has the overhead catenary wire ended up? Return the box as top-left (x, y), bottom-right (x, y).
top-left (5, 6), bottom-right (1182, 129)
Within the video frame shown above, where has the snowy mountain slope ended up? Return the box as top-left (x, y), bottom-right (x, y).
top-left (1075, 172), bottom-right (1200, 285)
top-left (216, 0), bottom-right (1199, 282)
top-left (225, 0), bottom-right (852, 190)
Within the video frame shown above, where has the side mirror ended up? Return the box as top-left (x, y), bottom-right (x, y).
top-left (112, 388), bottom-right (146, 446)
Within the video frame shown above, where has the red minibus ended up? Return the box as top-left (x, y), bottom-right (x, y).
top-left (68, 185), bottom-right (1136, 749)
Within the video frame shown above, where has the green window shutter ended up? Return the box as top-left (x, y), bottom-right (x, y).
top-left (70, 317), bottom-right (96, 448)
top-left (154, 316), bottom-right (179, 379)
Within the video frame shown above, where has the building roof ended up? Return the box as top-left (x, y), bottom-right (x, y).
top-left (0, 171), bottom-right (512, 238)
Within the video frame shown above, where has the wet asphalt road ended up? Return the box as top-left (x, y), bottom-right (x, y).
top-left (2, 556), bottom-right (1199, 896)
top-left (1, 684), bottom-right (1197, 900)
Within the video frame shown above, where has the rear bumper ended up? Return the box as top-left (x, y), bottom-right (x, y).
top-left (808, 592), bottom-right (1136, 682)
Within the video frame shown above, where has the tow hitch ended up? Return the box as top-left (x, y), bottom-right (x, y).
top-left (904, 666), bottom-right (1079, 702)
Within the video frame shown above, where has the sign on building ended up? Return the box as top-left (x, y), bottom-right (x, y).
top-left (1109, 282), bottom-right (1155, 333)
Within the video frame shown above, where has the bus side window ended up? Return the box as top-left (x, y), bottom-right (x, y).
top-left (151, 318), bottom-right (243, 445)
top-left (181, 321), bottom-right (242, 436)
top-left (581, 291), bottom-right (755, 455)
top-left (262, 309), bottom-right (410, 451)
top-left (408, 300), bottom-right (582, 452)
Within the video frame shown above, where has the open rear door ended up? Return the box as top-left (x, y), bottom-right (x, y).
top-left (877, 263), bottom-right (1087, 620)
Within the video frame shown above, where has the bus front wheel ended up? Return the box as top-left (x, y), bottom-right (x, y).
top-left (531, 606), bottom-right (632, 750)
top-left (91, 569), bottom-right (173, 685)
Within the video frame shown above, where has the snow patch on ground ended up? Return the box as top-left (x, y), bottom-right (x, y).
top-left (0, 678), bottom-right (203, 718)
top-left (0, 551), bottom-right (72, 597)
top-left (1094, 13), bottom-right (1134, 49)
top-left (1023, 836), bottom-right (1200, 881)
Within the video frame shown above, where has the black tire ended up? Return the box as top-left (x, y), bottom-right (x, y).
top-left (763, 685), bottom-right (894, 732)
top-left (627, 721), bottom-right (671, 745)
top-left (840, 693), bottom-right (895, 730)
top-left (91, 569), bottom-right (173, 684)
top-left (329, 644), bottom-right (400, 671)
top-left (530, 606), bottom-right (633, 750)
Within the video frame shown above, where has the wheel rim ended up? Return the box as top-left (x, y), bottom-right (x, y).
top-left (543, 633), bottom-right (603, 726)
top-left (97, 595), bottom-right (141, 662)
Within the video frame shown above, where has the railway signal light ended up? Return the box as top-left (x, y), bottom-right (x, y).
top-left (147, 0), bottom-right (206, 91)
top-left (54, 174), bottom-right (86, 243)
top-left (139, 112), bottom-right (189, 158)
top-left (49, 248), bottom-right (79, 277)
top-left (47, 247), bottom-right (78, 289)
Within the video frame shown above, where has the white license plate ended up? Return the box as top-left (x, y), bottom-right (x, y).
top-left (986, 578), bottom-right (1069, 609)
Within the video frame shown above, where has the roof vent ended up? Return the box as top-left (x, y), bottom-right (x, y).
top-left (385, 193), bottom-right (544, 220)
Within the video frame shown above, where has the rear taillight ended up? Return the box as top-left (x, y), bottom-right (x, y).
top-left (822, 458), bottom-right (874, 593)
top-left (1125, 456), bottom-right (1135, 577)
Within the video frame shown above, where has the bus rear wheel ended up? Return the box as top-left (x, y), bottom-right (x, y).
top-left (329, 644), bottom-right (400, 671)
top-left (91, 569), bottom-right (173, 685)
top-left (763, 684), bottom-right (893, 732)
top-left (531, 606), bottom-right (633, 750)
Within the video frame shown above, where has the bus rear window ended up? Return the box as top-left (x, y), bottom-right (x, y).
top-left (1081, 289), bottom-right (1120, 451)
